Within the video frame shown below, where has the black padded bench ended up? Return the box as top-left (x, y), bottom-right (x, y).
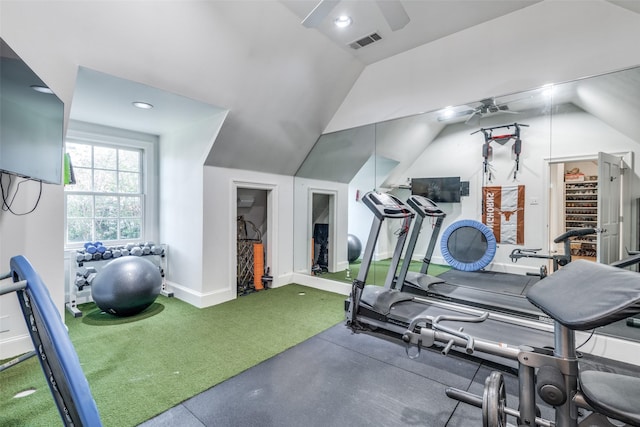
top-left (527, 260), bottom-right (640, 426)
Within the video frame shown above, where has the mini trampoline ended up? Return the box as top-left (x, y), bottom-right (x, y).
top-left (440, 219), bottom-right (497, 271)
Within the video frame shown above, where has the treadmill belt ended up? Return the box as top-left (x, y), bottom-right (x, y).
top-left (438, 269), bottom-right (539, 295)
top-left (426, 281), bottom-right (545, 320)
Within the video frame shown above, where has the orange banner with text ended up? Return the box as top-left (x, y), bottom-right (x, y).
top-left (482, 185), bottom-right (525, 245)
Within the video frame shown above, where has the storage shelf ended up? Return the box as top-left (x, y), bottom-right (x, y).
top-left (564, 179), bottom-right (598, 258)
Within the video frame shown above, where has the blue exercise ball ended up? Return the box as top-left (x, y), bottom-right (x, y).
top-left (91, 256), bottom-right (162, 317)
top-left (347, 234), bottom-right (362, 263)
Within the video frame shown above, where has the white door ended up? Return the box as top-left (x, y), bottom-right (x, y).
top-left (597, 152), bottom-right (621, 264)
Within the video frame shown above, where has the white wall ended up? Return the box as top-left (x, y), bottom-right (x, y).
top-left (204, 166), bottom-right (295, 306)
top-left (397, 110), bottom-right (552, 273)
top-left (0, 180), bottom-right (64, 359)
top-left (159, 112), bottom-right (227, 306)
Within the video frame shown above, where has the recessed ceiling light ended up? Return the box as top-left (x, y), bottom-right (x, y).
top-left (334, 15), bottom-right (352, 28)
top-left (132, 101), bottom-right (154, 110)
top-left (30, 85), bottom-right (54, 94)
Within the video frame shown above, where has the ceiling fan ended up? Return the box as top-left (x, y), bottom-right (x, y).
top-left (438, 98), bottom-right (518, 125)
top-left (302, 0), bottom-right (410, 31)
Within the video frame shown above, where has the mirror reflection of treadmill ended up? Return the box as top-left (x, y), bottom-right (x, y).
top-left (398, 195), bottom-right (546, 321)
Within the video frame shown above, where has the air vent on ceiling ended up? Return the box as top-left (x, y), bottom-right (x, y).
top-left (348, 32), bottom-right (382, 50)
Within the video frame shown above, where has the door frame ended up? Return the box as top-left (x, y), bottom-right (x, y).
top-left (307, 188), bottom-right (337, 274)
top-left (232, 181), bottom-right (277, 291)
top-left (546, 151), bottom-right (633, 262)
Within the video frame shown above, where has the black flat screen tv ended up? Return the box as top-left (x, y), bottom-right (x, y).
top-left (411, 177), bottom-right (461, 203)
top-left (1, 37), bottom-right (64, 184)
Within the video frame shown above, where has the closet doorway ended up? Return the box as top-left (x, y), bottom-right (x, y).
top-left (548, 152), bottom-right (629, 264)
top-left (309, 191), bottom-right (337, 274)
top-left (236, 187), bottom-right (270, 294)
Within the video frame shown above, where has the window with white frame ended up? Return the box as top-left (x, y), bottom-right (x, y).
top-left (63, 123), bottom-right (158, 247)
top-left (65, 141), bottom-right (144, 245)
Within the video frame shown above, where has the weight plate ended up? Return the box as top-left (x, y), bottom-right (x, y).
top-left (482, 371), bottom-right (507, 427)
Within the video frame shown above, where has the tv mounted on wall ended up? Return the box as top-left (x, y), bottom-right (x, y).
top-left (1, 37), bottom-right (64, 184)
top-left (411, 177), bottom-right (461, 203)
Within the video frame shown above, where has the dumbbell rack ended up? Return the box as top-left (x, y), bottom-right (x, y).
top-left (65, 243), bottom-right (171, 318)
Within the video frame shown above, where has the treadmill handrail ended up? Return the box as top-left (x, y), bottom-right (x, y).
top-left (362, 191), bottom-right (413, 220)
top-left (407, 195), bottom-right (446, 218)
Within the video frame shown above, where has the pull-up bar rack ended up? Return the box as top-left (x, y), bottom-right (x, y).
top-left (472, 122), bottom-right (529, 181)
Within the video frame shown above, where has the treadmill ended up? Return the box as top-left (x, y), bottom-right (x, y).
top-left (396, 194), bottom-right (547, 321)
top-left (346, 191), bottom-right (554, 366)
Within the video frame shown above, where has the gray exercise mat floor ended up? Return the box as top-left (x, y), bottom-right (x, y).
top-left (139, 322), bottom-right (639, 426)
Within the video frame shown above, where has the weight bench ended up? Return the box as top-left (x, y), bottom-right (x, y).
top-left (527, 260), bottom-right (640, 426)
top-left (2, 255), bottom-right (102, 426)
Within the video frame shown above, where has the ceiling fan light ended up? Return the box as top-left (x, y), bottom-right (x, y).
top-left (334, 15), bottom-right (352, 28)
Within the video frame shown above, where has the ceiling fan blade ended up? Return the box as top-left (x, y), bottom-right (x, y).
top-left (302, 0), bottom-right (341, 28)
top-left (376, 1), bottom-right (410, 31)
top-left (465, 112), bottom-right (482, 126)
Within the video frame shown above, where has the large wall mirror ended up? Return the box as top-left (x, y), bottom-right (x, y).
top-left (294, 65), bottom-right (640, 344)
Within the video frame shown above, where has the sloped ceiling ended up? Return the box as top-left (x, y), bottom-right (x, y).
top-left (206, 0), bottom-right (551, 174)
top-left (0, 1), bottom-right (364, 176)
top-left (280, 0), bottom-right (542, 65)
top-left (2, 1), bottom-right (639, 177)
top-left (295, 64), bottom-right (640, 189)
top-left (70, 68), bottom-right (227, 135)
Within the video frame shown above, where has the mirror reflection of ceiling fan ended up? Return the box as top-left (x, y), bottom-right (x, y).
top-left (438, 98), bottom-right (519, 126)
top-left (302, 0), bottom-right (410, 31)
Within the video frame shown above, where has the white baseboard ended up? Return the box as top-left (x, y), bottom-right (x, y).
top-left (0, 333), bottom-right (33, 360)
top-left (290, 273), bottom-right (351, 295)
top-left (167, 272), bottom-right (296, 308)
top-left (166, 281), bottom-right (235, 308)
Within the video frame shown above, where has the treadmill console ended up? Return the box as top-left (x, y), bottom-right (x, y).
top-left (362, 191), bottom-right (413, 220)
top-left (407, 195), bottom-right (446, 218)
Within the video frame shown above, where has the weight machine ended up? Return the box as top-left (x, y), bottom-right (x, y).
top-left (402, 259), bottom-right (640, 426)
top-left (509, 228), bottom-right (600, 278)
top-left (347, 191), bottom-right (640, 425)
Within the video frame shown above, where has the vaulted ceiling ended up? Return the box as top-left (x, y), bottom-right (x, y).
top-left (3, 1), bottom-right (639, 177)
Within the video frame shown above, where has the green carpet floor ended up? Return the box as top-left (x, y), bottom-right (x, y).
top-left (0, 284), bottom-right (346, 426)
top-left (321, 259), bottom-right (451, 285)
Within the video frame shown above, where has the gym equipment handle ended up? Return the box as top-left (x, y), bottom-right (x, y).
top-left (553, 227), bottom-right (599, 243)
top-left (0, 279), bottom-right (27, 296)
top-left (432, 312), bottom-right (489, 354)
